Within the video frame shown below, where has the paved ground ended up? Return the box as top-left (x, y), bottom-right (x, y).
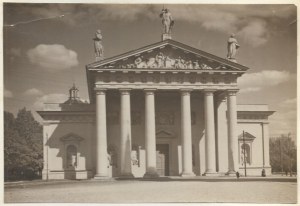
top-left (4, 177), bottom-right (297, 203)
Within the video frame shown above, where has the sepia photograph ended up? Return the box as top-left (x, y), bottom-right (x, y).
top-left (3, 2), bottom-right (298, 203)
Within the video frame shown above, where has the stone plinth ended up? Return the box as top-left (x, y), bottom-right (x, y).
top-left (162, 33), bottom-right (172, 41)
top-left (227, 58), bottom-right (237, 63)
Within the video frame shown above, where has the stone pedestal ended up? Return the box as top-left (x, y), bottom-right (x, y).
top-left (227, 58), bottom-right (237, 63)
top-left (162, 33), bottom-right (172, 41)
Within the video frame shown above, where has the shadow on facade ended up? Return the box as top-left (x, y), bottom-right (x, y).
top-left (45, 119), bottom-right (91, 180)
top-left (115, 177), bottom-right (297, 183)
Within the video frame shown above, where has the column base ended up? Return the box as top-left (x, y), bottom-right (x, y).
top-left (203, 172), bottom-right (219, 176)
top-left (180, 171), bottom-right (196, 177)
top-left (143, 171), bottom-right (159, 179)
top-left (226, 170), bottom-right (237, 177)
top-left (94, 174), bottom-right (110, 180)
top-left (118, 173), bottom-right (134, 179)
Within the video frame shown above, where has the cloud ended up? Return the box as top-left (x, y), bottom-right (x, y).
top-left (10, 48), bottom-right (21, 56)
top-left (269, 97), bottom-right (297, 137)
top-left (27, 44), bottom-right (78, 71)
top-left (4, 89), bottom-right (13, 98)
top-left (238, 70), bottom-right (292, 93)
top-left (269, 109), bottom-right (297, 137)
top-left (280, 98), bottom-right (296, 109)
top-left (33, 93), bottom-right (68, 110)
top-left (11, 4), bottom-right (295, 47)
top-left (237, 19), bottom-right (268, 47)
top-left (23, 88), bottom-right (43, 96)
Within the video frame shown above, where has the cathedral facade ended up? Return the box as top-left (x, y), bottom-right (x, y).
top-left (38, 31), bottom-right (274, 180)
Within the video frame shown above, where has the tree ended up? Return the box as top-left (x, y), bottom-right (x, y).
top-left (270, 134), bottom-right (297, 174)
top-left (4, 109), bottom-right (43, 180)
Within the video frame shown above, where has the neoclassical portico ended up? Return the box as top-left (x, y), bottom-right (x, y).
top-left (93, 84), bottom-right (240, 178)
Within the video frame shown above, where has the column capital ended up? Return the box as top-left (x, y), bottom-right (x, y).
top-left (180, 89), bottom-right (192, 96)
top-left (95, 89), bottom-right (107, 95)
top-left (203, 89), bottom-right (216, 96)
top-left (227, 89), bottom-right (239, 96)
top-left (119, 89), bottom-right (131, 95)
top-left (144, 89), bottom-right (157, 95)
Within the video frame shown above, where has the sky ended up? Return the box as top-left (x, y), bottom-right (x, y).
top-left (3, 3), bottom-right (297, 139)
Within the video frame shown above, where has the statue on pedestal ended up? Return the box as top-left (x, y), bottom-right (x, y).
top-left (227, 34), bottom-right (240, 62)
top-left (160, 8), bottom-right (174, 34)
top-left (94, 29), bottom-right (104, 61)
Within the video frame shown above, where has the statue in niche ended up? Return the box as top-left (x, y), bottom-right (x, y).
top-left (240, 144), bottom-right (250, 165)
top-left (227, 33), bottom-right (240, 60)
top-left (131, 145), bottom-right (140, 166)
top-left (107, 146), bottom-right (117, 167)
top-left (160, 8), bottom-right (174, 34)
top-left (93, 29), bottom-right (104, 61)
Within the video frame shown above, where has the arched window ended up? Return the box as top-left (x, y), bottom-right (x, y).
top-left (240, 143), bottom-right (250, 165)
top-left (67, 145), bottom-right (77, 169)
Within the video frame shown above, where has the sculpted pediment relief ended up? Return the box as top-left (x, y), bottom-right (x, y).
top-left (100, 45), bottom-right (234, 71)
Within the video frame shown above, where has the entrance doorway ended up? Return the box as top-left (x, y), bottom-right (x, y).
top-left (156, 144), bottom-right (169, 176)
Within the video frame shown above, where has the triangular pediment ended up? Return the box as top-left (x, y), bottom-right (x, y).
top-left (156, 129), bottom-right (174, 138)
top-left (60, 133), bottom-right (84, 142)
top-left (87, 39), bottom-right (249, 72)
top-left (238, 132), bottom-right (256, 141)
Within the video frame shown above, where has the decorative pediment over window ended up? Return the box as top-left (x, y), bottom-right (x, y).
top-left (60, 133), bottom-right (84, 142)
top-left (238, 132), bottom-right (256, 142)
top-left (87, 39), bottom-right (249, 72)
top-left (156, 129), bottom-right (174, 138)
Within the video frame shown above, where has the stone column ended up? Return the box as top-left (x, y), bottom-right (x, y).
top-left (95, 89), bottom-right (109, 179)
top-left (227, 89), bottom-right (239, 175)
top-left (143, 89), bottom-right (159, 178)
top-left (204, 90), bottom-right (217, 175)
top-left (216, 93), bottom-right (228, 173)
top-left (119, 89), bottom-right (134, 178)
top-left (262, 122), bottom-right (270, 167)
top-left (180, 89), bottom-right (195, 177)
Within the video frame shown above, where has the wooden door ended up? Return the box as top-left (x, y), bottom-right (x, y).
top-left (156, 144), bottom-right (169, 176)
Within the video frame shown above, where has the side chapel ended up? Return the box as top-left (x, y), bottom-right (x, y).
top-left (38, 9), bottom-right (274, 179)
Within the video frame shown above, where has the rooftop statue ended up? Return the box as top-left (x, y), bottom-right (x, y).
top-left (94, 29), bottom-right (104, 61)
top-left (227, 34), bottom-right (240, 62)
top-left (160, 8), bottom-right (174, 34)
